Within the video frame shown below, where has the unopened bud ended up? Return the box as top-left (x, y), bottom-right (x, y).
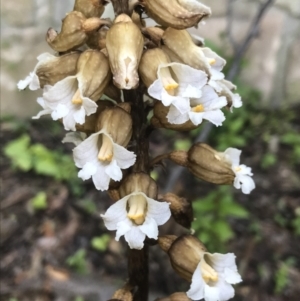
top-left (119, 173), bottom-right (157, 199)
top-left (86, 25), bottom-right (109, 49)
top-left (139, 48), bottom-right (170, 88)
top-left (106, 14), bottom-right (144, 89)
top-left (155, 292), bottom-right (191, 301)
top-left (141, 27), bottom-right (164, 46)
top-left (168, 150), bottom-right (188, 167)
top-left (74, 0), bottom-right (107, 18)
top-left (77, 50), bottom-right (111, 101)
top-left (159, 193), bottom-right (193, 229)
top-left (151, 102), bottom-right (197, 131)
top-left (96, 107), bottom-right (133, 147)
top-left (187, 143), bottom-right (235, 185)
top-left (168, 235), bottom-right (206, 281)
top-left (157, 235), bottom-right (178, 253)
top-left (143, 0), bottom-right (211, 29)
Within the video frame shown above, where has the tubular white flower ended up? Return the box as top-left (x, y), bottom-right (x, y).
top-left (73, 130), bottom-right (136, 191)
top-left (187, 252), bottom-right (242, 301)
top-left (41, 76), bottom-right (97, 131)
top-left (101, 192), bottom-right (171, 249)
top-left (167, 85), bottom-right (227, 126)
top-left (221, 148), bottom-right (255, 194)
top-left (17, 53), bottom-right (57, 90)
top-left (148, 63), bottom-right (207, 114)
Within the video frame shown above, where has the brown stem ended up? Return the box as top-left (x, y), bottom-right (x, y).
top-left (111, 0), bottom-right (130, 16)
top-left (150, 153), bottom-right (170, 167)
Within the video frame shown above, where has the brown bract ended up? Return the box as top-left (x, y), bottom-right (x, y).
top-left (106, 14), bottom-right (144, 90)
top-left (77, 50), bottom-right (111, 101)
top-left (143, 0), bottom-right (211, 29)
top-left (36, 52), bottom-right (80, 88)
top-left (119, 173), bottom-right (158, 199)
top-left (187, 143), bottom-right (235, 185)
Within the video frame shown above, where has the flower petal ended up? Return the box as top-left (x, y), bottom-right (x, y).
top-left (92, 164), bottom-right (111, 191)
top-left (115, 219), bottom-right (132, 240)
top-left (146, 197), bottom-right (171, 226)
top-left (113, 143), bottom-right (136, 169)
top-left (236, 174), bottom-right (255, 194)
top-left (73, 105), bottom-right (86, 124)
top-left (78, 162), bottom-right (97, 180)
top-left (51, 104), bottom-right (69, 120)
top-left (62, 132), bottom-right (87, 146)
top-left (105, 159), bottom-right (123, 182)
top-left (224, 267), bottom-right (242, 284)
top-left (139, 216), bottom-right (159, 239)
top-left (124, 226), bottom-right (146, 249)
top-left (223, 148), bottom-right (241, 166)
top-left (167, 105), bottom-right (190, 124)
top-left (204, 284), bottom-right (220, 301)
top-left (187, 263), bottom-right (205, 301)
top-left (202, 110), bottom-right (225, 127)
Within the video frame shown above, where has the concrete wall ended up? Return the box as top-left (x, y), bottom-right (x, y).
top-left (1, 0), bottom-right (299, 118)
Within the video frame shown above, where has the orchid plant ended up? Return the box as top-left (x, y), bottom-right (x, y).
top-left (18, 0), bottom-right (255, 300)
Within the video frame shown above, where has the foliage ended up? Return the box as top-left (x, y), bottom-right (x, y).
top-left (29, 191), bottom-right (48, 210)
top-left (4, 134), bottom-right (82, 195)
top-left (275, 258), bottom-right (295, 294)
top-left (91, 234), bottom-right (111, 252)
top-left (192, 186), bottom-right (249, 252)
top-left (292, 207), bottom-right (300, 236)
top-left (66, 249), bottom-right (88, 275)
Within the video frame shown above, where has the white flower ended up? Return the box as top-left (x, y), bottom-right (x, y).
top-left (73, 130), bottom-right (136, 191)
top-left (41, 76), bottom-right (98, 131)
top-left (148, 63), bottom-right (207, 114)
top-left (222, 148), bottom-right (255, 194)
top-left (62, 132), bottom-right (87, 146)
top-left (32, 97), bottom-right (52, 119)
top-left (17, 53), bottom-right (57, 90)
top-left (187, 252), bottom-right (242, 301)
top-left (101, 192), bottom-right (171, 249)
top-left (167, 85), bottom-right (227, 126)
top-left (209, 79), bottom-right (242, 111)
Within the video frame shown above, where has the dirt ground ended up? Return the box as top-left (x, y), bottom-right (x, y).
top-left (1, 109), bottom-right (300, 301)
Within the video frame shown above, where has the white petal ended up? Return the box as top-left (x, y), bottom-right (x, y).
top-left (115, 219), bottom-right (132, 240)
top-left (202, 110), bottom-right (225, 127)
top-left (62, 132), bottom-right (86, 146)
top-left (113, 144), bottom-right (136, 169)
top-left (188, 111), bottom-right (204, 126)
top-left (82, 96), bottom-right (98, 115)
top-left (17, 73), bottom-right (34, 90)
top-left (207, 253), bottom-right (238, 272)
top-left (223, 148), bottom-right (241, 166)
top-left (62, 112), bottom-right (77, 131)
top-left (204, 284), bottom-right (220, 301)
top-left (78, 162), bottom-right (97, 180)
top-left (73, 105), bottom-right (86, 124)
top-left (238, 175), bottom-right (255, 194)
top-left (224, 267), bottom-right (242, 284)
top-left (92, 164), bottom-right (111, 191)
top-left (146, 197), bottom-right (171, 226)
top-left (51, 104), bottom-right (69, 120)
top-left (148, 80), bottom-right (164, 101)
top-left (32, 108), bottom-right (52, 119)
top-left (187, 263), bottom-right (205, 300)
top-left (101, 196), bottom-right (129, 230)
top-left (213, 278), bottom-right (235, 301)
top-left (124, 226), bottom-right (146, 249)
top-left (181, 84), bottom-right (202, 98)
top-left (139, 216), bottom-right (159, 239)
top-left (105, 159), bottom-right (123, 181)
top-left (167, 105), bottom-right (190, 124)
top-left (29, 73), bottom-right (41, 90)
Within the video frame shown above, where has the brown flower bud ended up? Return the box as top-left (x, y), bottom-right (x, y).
top-left (142, 27), bottom-right (164, 46)
top-left (155, 292), bottom-right (192, 301)
top-left (119, 173), bottom-right (158, 199)
top-left (36, 52), bottom-right (80, 88)
top-left (86, 25), bottom-right (109, 49)
top-left (143, 0), bottom-right (211, 29)
top-left (162, 28), bottom-right (210, 74)
top-left (77, 49), bottom-right (111, 101)
top-left (151, 102), bottom-right (197, 131)
top-left (139, 48), bottom-right (170, 88)
top-left (159, 193), bottom-right (193, 229)
top-left (103, 82), bottom-right (122, 102)
top-left (46, 11), bottom-right (104, 52)
top-left (106, 14), bottom-right (144, 89)
top-left (96, 106), bottom-right (133, 147)
top-left (168, 150), bottom-right (188, 167)
top-left (187, 143), bottom-right (235, 185)
top-left (74, 0), bottom-right (107, 18)
top-left (168, 235), bottom-right (206, 281)
top-left (157, 235), bottom-right (178, 253)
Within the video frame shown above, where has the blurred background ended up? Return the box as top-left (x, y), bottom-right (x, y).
top-left (1, 0), bottom-right (300, 301)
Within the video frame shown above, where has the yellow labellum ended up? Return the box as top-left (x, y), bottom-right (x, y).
top-left (192, 104), bottom-right (205, 113)
top-left (200, 259), bottom-right (218, 283)
top-left (98, 135), bottom-right (114, 162)
top-left (71, 89), bottom-right (83, 105)
top-left (127, 195), bottom-right (147, 225)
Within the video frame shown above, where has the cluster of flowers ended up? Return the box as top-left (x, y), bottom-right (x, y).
top-left (18, 0), bottom-right (255, 300)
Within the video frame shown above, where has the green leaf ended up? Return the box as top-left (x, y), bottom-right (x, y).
top-left (4, 134), bottom-right (32, 171)
top-left (91, 234), bottom-right (110, 251)
top-left (30, 192), bottom-right (47, 210)
top-left (219, 203), bottom-right (249, 218)
top-left (66, 249), bottom-right (87, 275)
top-left (213, 220), bottom-right (234, 242)
top-left (174, 139), bottom-right (192, 151)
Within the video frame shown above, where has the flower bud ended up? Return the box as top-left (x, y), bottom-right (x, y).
top-left (168, 150), bottom-right (188, 167)
top-left (106, 14), bottom-right (144, 89)
top-left (157, 235), bottom-right (178, 253)
top-left (159, 193), bottom-right (193, 229)
top-left (141, 27), bottom-right (164, 46)
top-left (155, 292), bottom-right (191, 301)
top-left (86, 25), bottom-right (109, 49)
top-left (151, 102), bottom-right (197, 131)
top-left (96, 106), bottom-right (133, 147)
top-left (167, 235), bottom-right (206, 281)
top-left (77, 49), bottom-right (111, 101)
top-left (143, 0), bottom-right (211, 29)
top-left (74, 0), bottom-right (107, 18)
top-left (187, 143), bottom-right (235, 185)
top-left (139, 48), bottom-right (170, 88)
top-left (119, 173), bottom-right (157, 199)
top-left (36, 52), bottom-right (80, 88)
top-left (46, 11), bottom-right (104, 52)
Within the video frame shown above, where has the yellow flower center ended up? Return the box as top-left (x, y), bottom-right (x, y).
top-left (98, 134), bottom-right (113, 162)
top-left (200, 259), bottom-right (218, 283)
top-left (71, 88), bottom-right (83, 105)
top-left (191, 104), bottom-right (205, 112)
top-left (235, 166), bottom-right (242, 172)
top-left (160, 67), bottom-right (179, 96)
top-left (207, 58), bottom-right (216, 65)
top-left (127, 194), bottom-right (147, 225)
